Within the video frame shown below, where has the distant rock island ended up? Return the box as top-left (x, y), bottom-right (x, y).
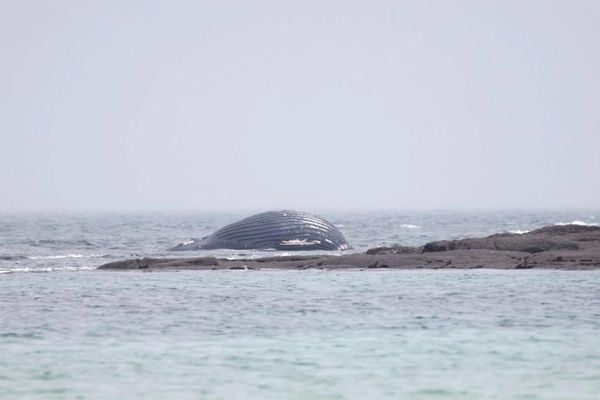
top-left (98, 224), bottom-right (600, 270)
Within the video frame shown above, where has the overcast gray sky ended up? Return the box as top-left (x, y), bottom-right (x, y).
top-left (1, 1), bottom-right (599, 211)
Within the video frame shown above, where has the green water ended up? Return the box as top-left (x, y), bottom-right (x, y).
top-left (2, 269), bottom-right (599, 399)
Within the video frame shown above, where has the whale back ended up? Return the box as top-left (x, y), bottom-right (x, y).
top-left (170, 210), bottom-right (352, 251)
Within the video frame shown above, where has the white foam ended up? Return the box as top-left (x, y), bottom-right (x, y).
top-left (0, 266), bottom-right (97, 273)
top-left (27, 254), bottom-right (106, 260)
top-left (400, 224), bottom-right (421, 229)
top-left (280, 239), bottom-right (321, 246)
top-left (508, 230), bottom-right (530, 234)
top-left (554, 220), bottom-right (599, 227)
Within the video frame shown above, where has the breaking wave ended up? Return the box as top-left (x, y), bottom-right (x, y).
top-left (27, 254), bottom-right (107, 260)
top-left (554, 220), bottom-right (599, 227)
top-left (400, 224), bottom-right (421, 229)
top-left (0, 266), bottom-right (97, 274)
top-left (28, 239), bottom-right (95, 247)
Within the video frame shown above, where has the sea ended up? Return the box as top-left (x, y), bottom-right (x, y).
top-left (1, 210), bottom-right (599, 399)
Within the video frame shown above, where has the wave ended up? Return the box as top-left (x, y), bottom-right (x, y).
top-left (28, 239), bottom-right (95, 247)
top-left (0, 266), bottom-right (97, 274)
top-left (554, 220), bottom-right (599, 227)
top-left (508, 230), bottom-right (530, 234)
top-left (0, 255), bottom-right (27, 261)
top-left (26, 254), bottom-right (106, 260)
top-left (400, 224), bottom-right (421, 229)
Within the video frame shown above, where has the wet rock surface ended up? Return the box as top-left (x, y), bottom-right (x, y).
top-left (365, 245), bottom-right (421, 255)
top-left (422, 224), bottom-right (600, 253)
top-left (98, 225), bottom-right (600, 270)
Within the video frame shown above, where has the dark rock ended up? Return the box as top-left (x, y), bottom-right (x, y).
top-left (368, 263), bottom-right (389, 268)
top-left (422, 225), bottom-right (600, 254)
top-left (515, 264), bottom-right (534, 269)
top-left (366, 245), bottom-right (420, 255)
top-left (181, 258), bottom-right (219, 266)
top-left (255, 256), bottom-right (319, 263)
top-left (529, 224), bottom-right (600, 235)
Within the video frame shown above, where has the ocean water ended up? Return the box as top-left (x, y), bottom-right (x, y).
top-left (1, 210), bottom-right (599, 273)
top-left (1, 211), bottom-right (600, 399)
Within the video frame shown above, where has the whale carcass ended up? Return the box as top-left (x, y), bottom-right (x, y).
top-left (170, 210), bottom-right (352, 251)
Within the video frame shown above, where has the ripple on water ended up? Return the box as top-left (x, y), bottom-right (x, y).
top-left (1, 270), bottom-right (600, 399)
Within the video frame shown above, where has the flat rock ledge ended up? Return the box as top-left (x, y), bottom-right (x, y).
top-left (98, 225), bottom-right (600, 271)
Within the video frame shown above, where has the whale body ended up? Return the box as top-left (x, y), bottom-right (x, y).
top-left (169, 210), bottom-right (352, 251)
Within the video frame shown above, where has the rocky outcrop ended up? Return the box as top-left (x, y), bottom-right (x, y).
top-left (365, 245), bottom-right (420, 255)
top-left (422, 225), bottom-right (600, 253)
top-left (98, 224), bottom-right (600, 271)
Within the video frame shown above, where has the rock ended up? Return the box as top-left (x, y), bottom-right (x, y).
top-left (366, 245), bottom-right (420, 255)
top-left (422, 225), bottom-right (600, 254)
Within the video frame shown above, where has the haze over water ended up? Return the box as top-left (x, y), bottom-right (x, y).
top-left (2, 1), bottom-right (599, 211)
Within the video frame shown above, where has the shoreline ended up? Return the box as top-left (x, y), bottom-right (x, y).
top-left (98, 224), bottom-right (600, 271)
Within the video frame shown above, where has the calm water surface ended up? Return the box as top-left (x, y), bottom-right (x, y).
top-left (1, 212), bottom-right (599, 399)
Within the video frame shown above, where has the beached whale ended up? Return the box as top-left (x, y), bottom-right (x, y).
top-left (169, 210), bottom-right (352, 251)
top-left (101, 224), bottom-right (600, 271)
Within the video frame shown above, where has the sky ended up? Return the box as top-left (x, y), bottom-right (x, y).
top-left (1, 0), bottom-right (599, 211)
